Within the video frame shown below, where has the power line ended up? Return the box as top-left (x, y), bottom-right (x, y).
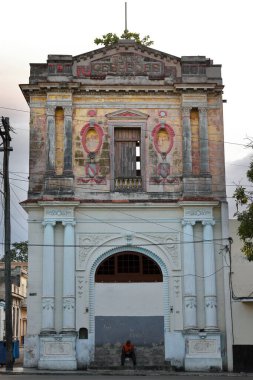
top-left (0, 237), bottom-right (230, 248)
top-left (0, 105), bottom-right (252, 149)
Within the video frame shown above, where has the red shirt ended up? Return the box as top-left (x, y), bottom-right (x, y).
top-left (122, 343), bottom-right (134, 353)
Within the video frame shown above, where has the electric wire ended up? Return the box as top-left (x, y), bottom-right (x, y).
top-left (1, 105), bottom-right (252, 149)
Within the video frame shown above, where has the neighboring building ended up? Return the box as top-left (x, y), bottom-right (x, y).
top-left (229, 219), bottom-right (253, 372)
top-left (0, 262), bottom-right (28, 344)
top-left (20, 40), bottom-right (232, 371)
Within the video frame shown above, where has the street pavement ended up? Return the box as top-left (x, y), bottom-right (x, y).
top-left (1, 373), bottom-right (253, 380)
top-left (1, 349), bottom-right (253, 378)
top-left (1, 366), bottom-right (253, 378)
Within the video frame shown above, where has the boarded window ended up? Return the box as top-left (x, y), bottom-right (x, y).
top-left (114, 128), bottom-right (141, 178)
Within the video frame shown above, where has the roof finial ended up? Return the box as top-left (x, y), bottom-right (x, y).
top-left (125, 2), bottom-right (128, 32)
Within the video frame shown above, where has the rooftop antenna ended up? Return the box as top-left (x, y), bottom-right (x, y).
top-left (125, 2), bottom-right (128, 32)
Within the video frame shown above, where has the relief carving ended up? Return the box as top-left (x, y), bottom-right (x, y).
top-left (188, 339), bottom-right (216, 354)
top-left (205, 296), bottom-right (217, 309)
top-left (76, 276), bottom-right (84, 298)
top-left (185, 296), bottom-right (197, 309)
top-left (63, 298), bottom-right (75, 310)
top-left (78, 234), bottom-right (118, 268)
top-left (144, 233), bottom-right (181, 269)
top-left (45, 208), bottom-right (73, 218)
top-left (184, 208), bottom-right (212, 219)
top-left (42, 298), bottom-right (54, 311)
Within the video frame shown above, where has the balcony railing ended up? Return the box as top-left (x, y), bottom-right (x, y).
top-left (114, 177), bottom-right (142, 192)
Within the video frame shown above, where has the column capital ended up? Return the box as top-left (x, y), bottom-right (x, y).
top-left (46, 106), bottom-right (55, 117)
top-left (62, 220), bottom-right (76, 227)
top-left (198, 107), bottom-right (208, 115)
top-left (202, 219), bottom-right (215, 226)
top-left (182, 107), bottom-right (191, 117)
top-left (182, 219), bottom-right (196, 227)
top-left (42, 220), bottom-right (56, 227)
top-left (64, 106), bottom-right (72, 117)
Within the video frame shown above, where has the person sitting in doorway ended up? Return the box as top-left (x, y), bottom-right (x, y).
top-left (121, 340), bottom-right (136, 367)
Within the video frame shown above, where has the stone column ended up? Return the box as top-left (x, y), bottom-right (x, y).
top-left (62, 221), bottom-right (76, 331)
top-left (199, 107), bottom-right (209, 174)
top-left (202, 220), bottom-right (218, 329)
top-left (63, 107), bottom-right (73, 174)
top-left (182, 107), bottom-right (192, 175)
top-left (41, 221), bottom-right (56, 332)
top-left (182, 220), bottom-right (197, 329)
top-left (46, 107), bottom-right (55, 173)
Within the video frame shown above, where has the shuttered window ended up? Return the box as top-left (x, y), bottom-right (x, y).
top-left (114, 128), bottom-right (141, 178)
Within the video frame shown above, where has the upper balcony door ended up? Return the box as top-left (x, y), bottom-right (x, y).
top-left (114, 128), bottom-right (142, 191)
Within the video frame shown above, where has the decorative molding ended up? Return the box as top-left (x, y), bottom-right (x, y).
top-left (42, 298), bottom-right (54, 311)
top-left (142, 232), bottom-right (181, 269)
top-left (182, 220), bottom-right (196, 227)
top-left (80, 122), bottom-right (104, 154)
top-left (184, 207), bottom-right (213, 220)
top-left (202, 220), bottom-right (215, 227)
top-left (64, 107), bottom-right (72, 117)
top-left (198, 107), bottom-right (208, 115)
top-left (44, 207), bottom-right (74, 220)
top-left (105, 109), bottom-right (149, 120)
top-left (182, 107), bottom-right (191, 117)
top-left (188, 339), bottom-right (217, 354)
top-left (63, 298), bottom-right (75, 311)
top-left (42, 220), bottom-right (56, 228)
top-left (152, 123), bottom-right (175, 157)
top-left (205, 296), bottom-right (217, 309)
top-left (77, 234), bottom-right (118, 269)
top-left (76, 276), bottom-right (85, 298)
top-left (46, 107), bottom-right (55, 117)
top-left (185, 296), bottom-right (197, 309)
top-left (62, 220), bottom-right (76, 227)
top-left (173, 276), bottom-right (183, 330)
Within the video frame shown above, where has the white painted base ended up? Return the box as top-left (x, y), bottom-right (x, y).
top-left (76, 339), bottom-right (90, 369)
top-left (38, 334), bottom-right (77, 370)
top-left (184, 333), bottom-right (222, 371)
top-left (165, 332), bottom-right (185, 368)
top-left (23, 335), bottom-right (40, 368)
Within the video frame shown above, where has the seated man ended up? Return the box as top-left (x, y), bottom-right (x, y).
top-left (121, 340), bottom-right (136, 367)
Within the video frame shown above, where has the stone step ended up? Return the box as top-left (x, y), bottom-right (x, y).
top-left (92, 344), bottom-right (169, 368)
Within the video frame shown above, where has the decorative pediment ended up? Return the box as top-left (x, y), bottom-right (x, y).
top-left (73, 41), bottom-right (180, 80)
top-left (105, 109), bottom-right (149, 120)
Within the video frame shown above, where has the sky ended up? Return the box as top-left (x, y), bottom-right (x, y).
top-left (0, 0), bottom-right (252, 253)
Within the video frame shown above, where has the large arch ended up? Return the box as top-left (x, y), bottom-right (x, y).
top-left (88, 245), bottom-right (170, 358)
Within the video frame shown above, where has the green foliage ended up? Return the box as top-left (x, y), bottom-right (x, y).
top-left (94, 30), bottom-right (153, 47)
top-left (1, 241), bottom-right (28, 262)
top-left (233, 152), bottom-right (253, 260)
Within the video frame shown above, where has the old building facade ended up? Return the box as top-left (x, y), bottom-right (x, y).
top-left (20, 40), bottom-right (232, 371)
top-left (0, 262), bottom-right (28, 344)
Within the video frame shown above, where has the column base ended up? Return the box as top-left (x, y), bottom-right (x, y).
top-left (40, 330), bottom-right (56, 335)
top-left (184, 332), bottom-right (222, 371)
top-left (38, 334), bottom-right (77, 370)
top-left (60, 329), bottom-right (77, 334)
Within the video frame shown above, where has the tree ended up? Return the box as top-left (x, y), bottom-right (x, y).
top-left (233, 145), bottom-right (253, 260)
top-left (0, 241), bottom-right (28, 262)
top-left (94, 30), bottom-right (153, 47)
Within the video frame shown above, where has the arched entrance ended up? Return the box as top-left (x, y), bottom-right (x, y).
top-left (89, 248), bottom-right (169, 366)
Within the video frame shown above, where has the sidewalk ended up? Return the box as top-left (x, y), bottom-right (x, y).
top-left (1, 365), bottom-right (253, 377)
top-left (0, 349), bottom-right (251, 377)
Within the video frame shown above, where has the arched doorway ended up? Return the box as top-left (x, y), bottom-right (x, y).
top-left (93, 250), bottom-right (166, 366)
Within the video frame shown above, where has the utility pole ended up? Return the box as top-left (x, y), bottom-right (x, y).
top-left (0, 117), bottom-right (13, 371)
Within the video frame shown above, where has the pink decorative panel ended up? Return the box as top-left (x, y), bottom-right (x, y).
top-left (80, 123), bottom-right (103, 154)
top-left (152, 123), bottom-right (175, 156)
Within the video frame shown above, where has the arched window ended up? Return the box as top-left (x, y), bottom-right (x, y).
top-left (95, 252), bottom-right (162, 282)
